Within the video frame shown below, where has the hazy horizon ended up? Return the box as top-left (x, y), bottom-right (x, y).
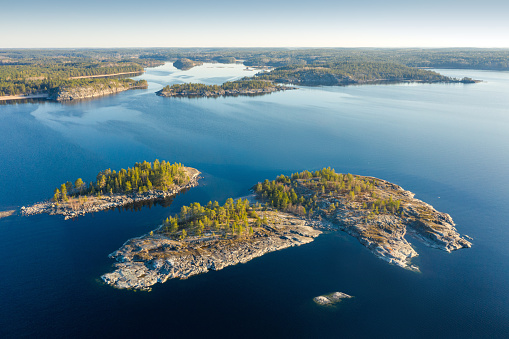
top-left (2, 0), bottom-right (508, 49)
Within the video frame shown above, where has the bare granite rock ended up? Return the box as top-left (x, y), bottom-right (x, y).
top-left (292, 176), bottom-right (472, 270)
top-left (101, 212), bottom-right (321, 290)
top-left (314, 292), bottom-right (353, 306)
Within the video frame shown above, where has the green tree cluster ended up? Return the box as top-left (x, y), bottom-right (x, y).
top-left (160, 198), bottom-right (257, 239)
top-left (52, 160), bottom-right (189, 201)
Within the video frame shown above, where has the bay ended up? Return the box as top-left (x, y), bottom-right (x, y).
top-left (0, 63), bottom-right (508, 338)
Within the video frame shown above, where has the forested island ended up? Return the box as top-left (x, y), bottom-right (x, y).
top-left (156, 79), bottom-right (292, 98)
top-left (254, 62), bottom-right (478, 86)
top-left (21, 160), bottom-right (200, 219)
top-left (172, 58), bottom-right (203, 70)
top-left (102, 168), bottom-right (471, 290)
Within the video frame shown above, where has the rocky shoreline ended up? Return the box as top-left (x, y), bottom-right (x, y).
top-left (156, 85), bottom-right (294, 98)
top-left (50, 81), bottom-right (148, 102)
top-left (308, 177), bottom-right (472, 270)
top-left (102, 211), bottom-right (321, 290)
top-left (21, 167), bottom-right (200, 220)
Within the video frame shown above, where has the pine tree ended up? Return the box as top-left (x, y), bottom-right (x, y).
top-left (53, 188), bottom-right (60, 202)
top-left (74, 178), bottom-right (84, 193)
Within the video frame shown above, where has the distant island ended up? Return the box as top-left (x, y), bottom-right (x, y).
top-left (156, 79), bottom-right (293, 98)
top-left (101, 168), bottom-right (471, 290)
top-left (157, 61), bottom-right (479, 100)
top-left (254, 62), bottom-right (480, 86)
top-left (21, 160), bottom-right (200, 219)
top-left (173, 58), bottom-right (203, 70)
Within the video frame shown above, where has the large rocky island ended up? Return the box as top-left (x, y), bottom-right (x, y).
top-left (21, 161), bottom-right (199, 219)
top-left (101, 168), bottom-right (471, 290)
top-left (255, 169), bottom-right (471, 269)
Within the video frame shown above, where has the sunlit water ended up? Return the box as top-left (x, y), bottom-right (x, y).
top-left (1, 63), bottom-right (508, 337)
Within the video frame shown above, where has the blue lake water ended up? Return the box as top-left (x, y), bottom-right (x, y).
top-left (1, 63), bottom-right (509, 337)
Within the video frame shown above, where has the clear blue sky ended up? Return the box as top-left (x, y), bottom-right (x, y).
top-left (2, 0), bottom-right (508, 48)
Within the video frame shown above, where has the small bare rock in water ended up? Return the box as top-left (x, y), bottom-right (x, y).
top-left (314, 292), bottom-right (353, 306)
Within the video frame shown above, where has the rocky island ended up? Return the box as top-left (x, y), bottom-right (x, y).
top-left (101, 168), bottom-right (471, 290)
top-left (156, 79), bottom-right (293, 98)
top-left (21, 160), bottom-right (199, 219)
top-left (172, 58), bottom-right (203, 70)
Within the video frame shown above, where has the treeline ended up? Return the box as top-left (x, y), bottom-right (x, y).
top-left (160, 79), bottom-right (276, 95)
top-left (240, 49), bottom-right (509, 71)
top-left (3, 48), bottom-right (509, 71)
top-left (52, 160), bottom-right (188, 202)
top-left (255, 62), bottom-right (452, 85)
top-left (255, 168), bottom-right (402, 218)
top-left (159, 198), bottom-right (258, 239)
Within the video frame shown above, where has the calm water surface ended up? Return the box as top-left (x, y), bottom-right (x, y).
top-left (1, 63), bottom-right (508, 338)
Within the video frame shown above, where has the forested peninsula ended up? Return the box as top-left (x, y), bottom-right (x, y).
top-left (254, 62), bottom-right (478, 86)
top-left (157, 79), bottom-right (292, 98)
top-left (21, 160), bottom-right (200, 219)
top-left (0, 56), bottom-right (159, 101)
top-left (102, 168), bottom-right (471, 290)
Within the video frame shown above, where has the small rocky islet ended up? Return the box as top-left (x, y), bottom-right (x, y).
top-left (314, 292), bottom-right (354, 306)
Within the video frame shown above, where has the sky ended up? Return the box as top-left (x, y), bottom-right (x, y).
top-left (1, 0), bottom-right (509, 48)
